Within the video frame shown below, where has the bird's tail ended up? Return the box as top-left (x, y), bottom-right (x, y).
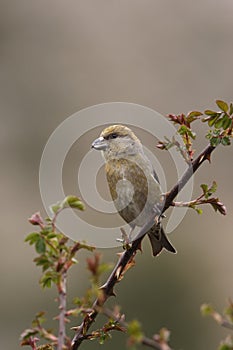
top-left (148, 224), bottom-right (176, 257)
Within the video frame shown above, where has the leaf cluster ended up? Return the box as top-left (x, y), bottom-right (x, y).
top-left (158, 100), bottom-right (233, 163)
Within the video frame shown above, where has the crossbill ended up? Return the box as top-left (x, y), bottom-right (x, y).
top-left (91, 124), bottom-right (176, 256)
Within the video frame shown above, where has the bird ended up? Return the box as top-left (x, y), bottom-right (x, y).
top-left (91, 124), bottom-right (176, 257)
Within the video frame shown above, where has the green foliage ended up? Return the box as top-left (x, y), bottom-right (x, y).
top-left (173, 181), bottom-right (226, 216)
top-left (165, 111), bottom-right (202, 162)
top-left (158, 99), bottom-right (233, 163)
top-left (25, 197), bottom-right (93, 292)
top-left (50, 195), bottom-right (85, 215)
top-left (200, 303), bottom-right (214, 316)
top-left (200, 181), bottom-right (217, 199)
top-left (127, 320), bottom-right (143, 347)
top-left (21, 196), bottom-right (119, 350)
top-left (202, 100), bottom-right (233, 147)
top-left (85, 317), bottom-right (125, 345)
top-left (21, 197), bottom-right (99, 349)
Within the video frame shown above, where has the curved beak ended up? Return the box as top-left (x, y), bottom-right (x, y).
top-left (91, 136), bottom-right (108, 151)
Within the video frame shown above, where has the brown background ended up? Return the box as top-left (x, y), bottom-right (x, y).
top-left (1, 1), bottom-right (233, 349)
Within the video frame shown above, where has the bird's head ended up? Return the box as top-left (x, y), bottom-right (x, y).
top-left (91, 125), bottom-right (142, 160)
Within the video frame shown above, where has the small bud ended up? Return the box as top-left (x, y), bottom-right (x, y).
top-left (28, 212), bottom-right (44, 226)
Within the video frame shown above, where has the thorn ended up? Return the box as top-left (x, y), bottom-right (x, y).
top-left (109, 289), bottom-right (116, 297)
top-left (137, 242), bottom-right (143, 253)
top-left (206, 153), bottom-right (212, 163)
top-left (100, 282), bottom-right (107, 290)
top-left (71, 325), bottom-right (81, 331)
top-left (117, 252), bottom-right (124, 258)
top-left (99, 284), bottom-right (116, 297)
top-left (116, 266), bottom-right (122, 279)
top-left (199, 154), bottom-right (205, 163)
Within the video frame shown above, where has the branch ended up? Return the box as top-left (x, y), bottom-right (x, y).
top-left (71, 144), bottom-right (216, 350)
top-left (101, 308), bottom-right (172, 350)
top-left (57, 271), bottom-right (67, 350)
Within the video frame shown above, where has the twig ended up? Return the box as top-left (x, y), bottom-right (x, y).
top-left (71, 144), bottom-right (216, 349)
top-left (101, 307), bottom-right (172, 350)
top-left (57, 271), bottom-right (67, 350)
top-left (221, 320), bottom-right (233, 331)
top-left (164, 144), bottom-right (215, 209)
top-left (211, 309), bottom-right (233, 331)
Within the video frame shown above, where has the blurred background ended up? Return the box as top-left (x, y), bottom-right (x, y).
top-left (1, 1), bottom-right (233, 349)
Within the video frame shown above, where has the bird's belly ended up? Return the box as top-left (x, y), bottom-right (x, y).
top-left (106, 159), bottom-right (161, 227)
top-left (114, 179), bottom-right (159, 227)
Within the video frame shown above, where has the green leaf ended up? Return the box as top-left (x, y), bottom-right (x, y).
top-left (40, 271), bottom-right (59, 288)
top-left (215, 117), bottom-right (224, 129)
top-left (99, 331), bottom-right (110, 345)
top-left (34, 311), bottom-right (46, 324)
top-left (186, 111), bottom-right (202, 123)
top-left (178, 125), bottom-right (188, 135)
top-left (178, 125), bottom-right (196, 139)
top-left (210, 181), bottom-right (217, 194)
top-left (35, 237), bottom-right (46, 254)
top-left (127, 320), bottom-right (143, 343)
top-left (213, 129), bottom-right (221, 136)
top-left (208, 116), bottom-right (219, 127)
top-left (216, 100), bottom-right (228, 113)
top-left (34, 256), bottom-right (51, 271)
top-left (204, 110), bottom-right (218, 117)
top-left (47, 233), bottom-right (58, 239)
top-left (62, 195), bottom-right (85, 211)
top-left (20, 328), bottom-right (38, 340)
top-left (229, 102), bottom-right (233, 115)
top-left (201, 182), bottom-right (217, 199)
top-left (195, 208), bottom-right (203, 215)
top-left (201, 184), bottom-right (208, 195)
top-left (25, 232), bottom-right (40, 245)
top-left (221, 136), bottom-right (231, 146)
top-left (210, 137), bottom-right (221, 147)
top-left (222, 117), bottom-right (232, 130)
top-left (40, 275), bottom-right (52, 288)
top-left (200, 303), bottom-right (214, 316)
top-left (188, 111), bottom-right (203, 117)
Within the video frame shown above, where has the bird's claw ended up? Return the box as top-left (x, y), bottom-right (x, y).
top-left (153, 204), bottom-right (166, 223)
top-left (116, 227), bottom-right (132, 250)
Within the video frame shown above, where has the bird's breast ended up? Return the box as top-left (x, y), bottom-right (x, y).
top-left (105, 158), bottom-right (161, 226)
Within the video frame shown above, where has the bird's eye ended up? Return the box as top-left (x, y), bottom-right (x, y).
top-left (106, 133), bottom-right (118, 140)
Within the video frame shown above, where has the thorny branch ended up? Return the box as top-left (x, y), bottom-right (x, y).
top-left (71, 144), bottom-right (216, 349)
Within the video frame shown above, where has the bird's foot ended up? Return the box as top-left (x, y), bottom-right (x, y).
top-left (153, 204), bottom-right (166, 223)
top-left (116, 227), bottom-right (132, 250)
